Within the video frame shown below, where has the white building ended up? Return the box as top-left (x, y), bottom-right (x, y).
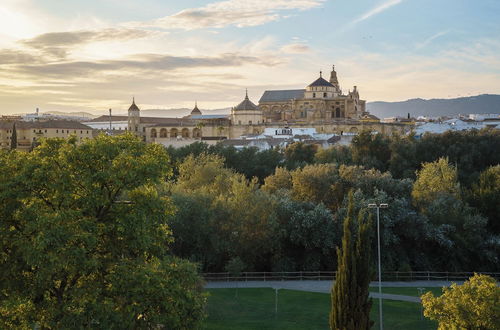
top-left (414, 118), bottom-right (500, 136)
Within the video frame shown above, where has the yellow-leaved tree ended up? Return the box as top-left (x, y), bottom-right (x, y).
top-left (421, 273), bottom-right (500, 329)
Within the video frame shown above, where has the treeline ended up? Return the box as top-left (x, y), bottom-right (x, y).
top-left (165, 129), bottom-right (500, 273)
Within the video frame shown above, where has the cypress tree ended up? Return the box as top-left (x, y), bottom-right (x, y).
top-left (354, 211), bottom-right (374, 329)
top-left (10, 123), bottom-right (17, 150)
top-left (330, 192), bottom-right (373, 330)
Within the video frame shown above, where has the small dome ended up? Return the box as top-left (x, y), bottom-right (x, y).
top-left (191, 102), bottom-right (202, 115)
top-left (234, 90), bottom-right (258, 111)
top-left (128, 97), bottom-right (140, 111)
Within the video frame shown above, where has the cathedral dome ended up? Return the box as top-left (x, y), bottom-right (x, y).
top-left (234, 90), bottom-right (258, 111)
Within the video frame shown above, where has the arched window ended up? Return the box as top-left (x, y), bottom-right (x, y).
top-left (193, 128), bottom-right (201, 138)
top-left (160, 128), bottom-right (167, 138)
top-left (181, 128), bottom-right (190, 138)
top-left (150, 129), bottom-right (157, 138)
top-left (313, 93), bottom-right (316, 98)
top-left (170, 128), bottom-right (178, 138)
top-left (335, 108), bottom-right (341, 118)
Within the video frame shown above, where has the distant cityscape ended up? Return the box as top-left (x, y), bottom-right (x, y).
top-left (1, 67), bottom-right (499, 151)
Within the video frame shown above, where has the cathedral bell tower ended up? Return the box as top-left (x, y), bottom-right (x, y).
top-left (127, 97), bottom-right (141, 134)
top-left (330, 65), bottom-right (341, 94)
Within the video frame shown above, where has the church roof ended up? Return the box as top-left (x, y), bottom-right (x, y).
top-left (128, 98), bottom-right (140, 112)
top-left (259, 89), bottom-right (305, 103)
top-left (88, 115), bottom-right (129, 122)
top-left (0, 120), bottom-right (92, 130)
top-left (234, 91), bottom-right (258, 111)
top-left (308, 76), bottom-right (334, 87)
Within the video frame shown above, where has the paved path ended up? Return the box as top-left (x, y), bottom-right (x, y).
top-left (205, 280), bottom-right (453, 303)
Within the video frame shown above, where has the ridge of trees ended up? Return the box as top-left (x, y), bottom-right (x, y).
top-left (164, 128), bottom-right (500, 273)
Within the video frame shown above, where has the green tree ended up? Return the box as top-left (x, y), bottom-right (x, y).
top-left (262, 167), bottom-right (293, 193)
top-left (388, 133), bottom-right (417, 179)
top-left (272, 196), bottom-right (339, 271)
top-left (315, 145), bottom-right (353, 165)
top-left (291, 163), bottom-right (342, 209)
top-left (412, 157), bottom-right (460, 208)
top-left (351, 130), bottom-right (391, 171)
top-left (0, 134), bottom-right (206, 329)
top-left (422, 273), bottom-right (500, 330)
top-left (169, 153), bottom-right (275, 271)
top-left (10, 123), bottom-right (17, 150)
top-left (468, 165), bottom-right (500, 234)
top-left (330, 192), bottom-right (373, 330)
top-left (225, 257), bottom-right (246, 297)
top-left (284, 142), bottom-right (317, 168)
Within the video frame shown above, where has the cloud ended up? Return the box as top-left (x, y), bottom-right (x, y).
top-left (0, 49), bottom-right (36, 64)
top-left (351, 0), bottom-right (403, 26)
top-left (21, 28), bottom-right (155, 58)
top-left (416, 30), bottom-right (451, 49)
top-left (281, 43), bottom-right (310, 53)
top-left (9, 53), bottom-right (281, 78)
top-left (135, 0), bottom-right (325, 30)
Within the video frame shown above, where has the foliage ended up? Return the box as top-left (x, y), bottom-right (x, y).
top-left (0, 134), bottom-right (206, 329)
top-left (291, 163), bottom-right (341, 209)
top-left (415, 129), bottom-right (500, 187)
top-left (330, 192), bottom-right (373, 330)
top-left (422, 273), bottom-right (500, 330)
top-left (261, 167), bottom-right (293, 194)
top-left (315, 145), bottom-right (353, 165)
top-left (284, 142), bottom-right (317, 168)
top-left (166, 142), bottom-right (283, 182)
top-left (271, 196), bottom-right (339, 271)
top-left (351, 130), bottom-right (391, 171)
top-left (412, 157), bottom-right (460, 208)
top-left (388, 133), bottom-right (418, 179)
top-left (163, 129), bottom-right (500, 273)
top-left (225, 257), bottom-right (246, 276)
top-left (169, 153), bottom-right (275, 272)
top-left (468, 165), bottom-right (500, 234)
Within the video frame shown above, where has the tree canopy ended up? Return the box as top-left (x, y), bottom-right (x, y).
top-left (0, 134), bottom-right (206, 329)
top-left (422, 273), bottom-right (500, 330)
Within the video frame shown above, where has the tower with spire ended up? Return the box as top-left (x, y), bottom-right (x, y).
top-left (329, 65), bottom-right (341, 94)
top-left (127, 97), bottom-right (141, 134)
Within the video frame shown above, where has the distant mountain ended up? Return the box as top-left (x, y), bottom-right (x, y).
top-left (116, 108), bottom-right (231, 118)
top-left (367, 94), bottom-right (500, 118)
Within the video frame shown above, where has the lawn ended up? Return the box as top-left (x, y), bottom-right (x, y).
top-left (203, 288), bottom-right (437, 330)
top-left (369, 286), bottom-right (443, 297)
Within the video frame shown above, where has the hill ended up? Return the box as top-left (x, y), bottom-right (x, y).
top-left (367, 94), bottom-right (500, 118)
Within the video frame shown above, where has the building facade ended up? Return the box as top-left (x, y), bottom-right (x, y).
top-left (0, 120), bottom-right (94, 151)
top-left (257, 66), bottom-right (366, 123)
top-left (84, 65), bottom-right (411, 148)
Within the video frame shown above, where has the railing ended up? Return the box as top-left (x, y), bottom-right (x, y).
top-left (203, 271), bottom-right (500, 282)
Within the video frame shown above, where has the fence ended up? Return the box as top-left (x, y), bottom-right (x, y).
top-left (203, 271), bottom-right (500, 282)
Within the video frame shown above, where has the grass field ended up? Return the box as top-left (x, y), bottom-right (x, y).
top-left (203, 288), bottom-right (437, 330)
top-left (369, 286), bottom-right (443, 297)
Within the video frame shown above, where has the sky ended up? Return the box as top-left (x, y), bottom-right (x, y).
top-left (1, 0), bottom-right (499, 114)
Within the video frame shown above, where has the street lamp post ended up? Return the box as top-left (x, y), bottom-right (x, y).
top-left (368, 203), bottom-right (388, 330)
